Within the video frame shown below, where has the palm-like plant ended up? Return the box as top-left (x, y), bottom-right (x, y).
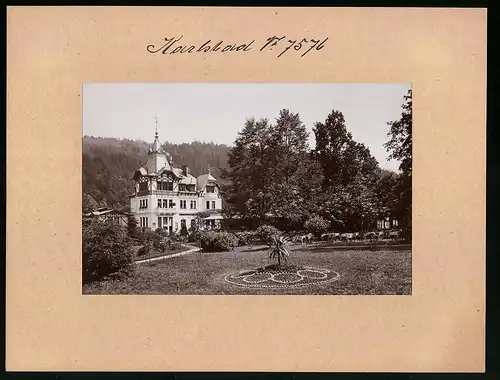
top-left (268, 235), bottom-right (291, 268)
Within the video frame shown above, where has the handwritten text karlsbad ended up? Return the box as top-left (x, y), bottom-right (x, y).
top-left (146, 35), bottom-right (328, 58)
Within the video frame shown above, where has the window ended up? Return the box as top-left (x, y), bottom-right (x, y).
top-left (187, 185), bottom-right (196, 192)
top-left (190, 200), bottom-right (196, 209)
top-left (163, 199), bottom-right (168, 208)
top-left (212, 201), bottom-right (216, 209)
top-left (158, 199), bottom-right (162, 208)
top-left (206, 185), bottom-right (215, 193)
top-left (169, 199), bottom-right (174, 208)
top-left (180, 200), bottom-right (187, 209)
top-left (158, 217), bottom-right (162, 228)
top-left (206, 201), bottom-right (210, 209)
top-left (179, 184), bottom-right (186, 192)
top-left (140, 217), bottom-right (149, 227)
top-left (139, 199), bottom-right (148, 209)
top-left (157, 181), bottom-right (174, 191)
top-left (139, 182), bottom-right (148, 192)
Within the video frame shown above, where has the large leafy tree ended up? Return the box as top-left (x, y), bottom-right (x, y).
top-left (384, 89), bottom-right (412, 235)
top-left (223, 109), bottom-right (323, 230)
top-left (221, 117), bottom-right (273, 223)
top-left (311, 110), bottom-right (381, 231)
top-left (266, 109), bottom-right (318, 227)
top-left (312, 110), bottom-right (353, 190)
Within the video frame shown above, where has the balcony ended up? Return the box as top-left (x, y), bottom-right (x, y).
top-left (137, 190), bottom-right (198, 197)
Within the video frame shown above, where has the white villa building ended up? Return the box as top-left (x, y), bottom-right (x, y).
top-left (129, 129), bottom-right (223, 233)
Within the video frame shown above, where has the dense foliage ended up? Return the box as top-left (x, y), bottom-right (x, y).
top-left (222, 105), bottom-right (408, 233)
top-left (384, 89), bottom-right (412, 238)
top-left (200, 231), bottom-right (238, 252)
top-left (255, 225), bottom-right (282, 245)
top-left (82, 219), bottom-right (135, 282)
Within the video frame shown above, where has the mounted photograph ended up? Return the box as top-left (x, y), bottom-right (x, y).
top-left (82, 83), bottom-right (412, 295)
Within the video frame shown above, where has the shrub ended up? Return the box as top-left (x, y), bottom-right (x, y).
top-left (180, 223), bottom-right (189, 237)
top-left (155, 228), bottom-right (170, 237)
top-left (188, 228), bottom-right (201, 243)
top-left (83, 219), bottom-right (134, 283)
top-left (268, 235), bottom-right (291, 267)
top-left (200, 231), bottom-right (238, 252)
top-left (304, 215), bottom-right (329, 238)
top-left (127, 215), bottom-right (138, 239)
top-left (255, 225), bottom-right (282, 245)
top-left (144, 229), bottom-right (164, 251)
top-left (137, 245), bottom-right (151, 257)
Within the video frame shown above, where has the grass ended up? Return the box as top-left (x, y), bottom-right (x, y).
top-left (83, 243), bottom-right (412, 295)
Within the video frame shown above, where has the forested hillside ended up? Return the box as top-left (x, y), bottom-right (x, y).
top-left (83, 136), bottom-right (231, 211)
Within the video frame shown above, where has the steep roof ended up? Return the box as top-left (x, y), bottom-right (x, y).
top-left (197, 172), bottom-right (219, 189)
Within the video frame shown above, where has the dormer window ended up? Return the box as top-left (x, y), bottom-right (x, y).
top-left (139, 182), bottom-right (148, 192)
top-left (206, 185), bottom-right (215, 193)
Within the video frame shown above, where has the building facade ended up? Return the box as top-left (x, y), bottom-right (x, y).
top-left (129, 130), bottom-right (223, 233)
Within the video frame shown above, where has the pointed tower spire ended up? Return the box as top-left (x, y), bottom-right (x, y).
top-left (150, 114), bottom-right (162, 153)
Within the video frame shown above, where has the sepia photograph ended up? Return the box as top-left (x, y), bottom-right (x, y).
top-left (82, 83), bottom-right (412, 295)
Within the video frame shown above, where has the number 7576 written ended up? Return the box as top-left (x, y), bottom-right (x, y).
top-left (260, 36), bottom-right (328, 58)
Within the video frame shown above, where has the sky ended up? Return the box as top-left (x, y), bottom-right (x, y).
top-left (83, 83), bottom-right (410, 171)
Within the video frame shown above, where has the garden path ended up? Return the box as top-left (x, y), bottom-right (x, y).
top-left (134, 244), bottom-right (200, 264)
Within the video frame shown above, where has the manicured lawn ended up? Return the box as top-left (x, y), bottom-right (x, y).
top-left (83, 243), bottom-right (412, 295)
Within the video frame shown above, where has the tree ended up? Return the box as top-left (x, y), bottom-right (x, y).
top-left (83, 193), bottom-right (99, 213)
top-left (265, 109), bottom-right (317, 228)
top-left (127, 215), bottom-right (138, 240)
top-left (312, 110), bottom-right (353, 190)
top-left (311, 110), bottom-right (382, 231)
top-left (384, 89), bottom-right (412, 236)
top-left (221, 117), bottom-right (273, 224)
top-left (223, 110), bottom-right (320, 229)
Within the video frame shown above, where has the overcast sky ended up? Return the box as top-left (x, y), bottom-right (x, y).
top-left (83, 83), bottom-right (410, 172)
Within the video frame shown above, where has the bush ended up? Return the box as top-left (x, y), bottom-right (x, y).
top-left (255, 225), bottom-right (282, 245)
top-left (83, 219), bottom-right (134, 283)
top-left (188, 228), bottom-right (201, 243)
top-left (200, 231), bottom-right (238, 252)
top-left (304, 215), bottom-right (329, 238)
top-left (137, 245), bottom-right (151, 256)
top-left (155, 228), bottom-right (170, 237)
top-left (180, 223), bottom-right (189, 237)
top-left (144, 229), bottom-right (164, 251)
top-left (234, 231), bottom-right (255, 246)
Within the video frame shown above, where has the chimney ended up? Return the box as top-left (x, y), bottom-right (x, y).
top-left (182, 165), bottom-right (189, 176)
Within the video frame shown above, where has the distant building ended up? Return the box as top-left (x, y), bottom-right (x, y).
top-left (377, 216), bottom-right (399, 230)
top-left (129, 128), bottom-right (223, 233)
top-left (84, 207), bottom-right (130, 226)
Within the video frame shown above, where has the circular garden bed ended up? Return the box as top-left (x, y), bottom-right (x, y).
top-left (224, 264), bottom-right (340, 289)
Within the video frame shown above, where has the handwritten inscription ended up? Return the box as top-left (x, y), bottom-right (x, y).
top-left (146, 35), bottom-right (328, 58)
top-left (260, 36), bottom-right (328, 58)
